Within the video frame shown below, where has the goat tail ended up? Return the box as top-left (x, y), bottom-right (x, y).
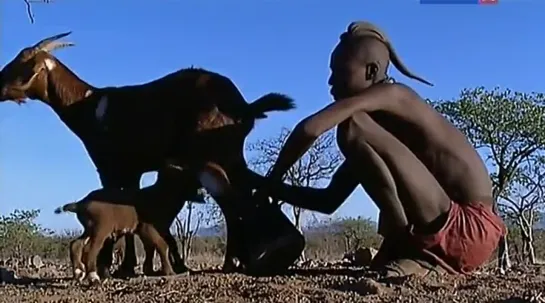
top-left (54, 202), bottom-right (79, 214)
top-left (248, 93), bottom-right (296, 119)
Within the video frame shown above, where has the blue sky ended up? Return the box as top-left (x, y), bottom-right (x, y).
top-left (1, 0), bottom-right (543, 232)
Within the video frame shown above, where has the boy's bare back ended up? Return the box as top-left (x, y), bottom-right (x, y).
top-left (340, 83), bottom-right (493, 205)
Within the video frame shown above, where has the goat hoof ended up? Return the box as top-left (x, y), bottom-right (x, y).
top-left (221, 264), bottom-right (236, 273)
top-left (74, 268), bottom-right (86, 281)
top-left (86, 271), bottom-right (101, 285)
top-left (221, 262), bottom-right (243, 274)
top-left (174, 264), bottom-right (190, 274)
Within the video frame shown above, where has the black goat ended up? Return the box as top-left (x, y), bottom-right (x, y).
top-left (0, 32), bottom-right (297, 277)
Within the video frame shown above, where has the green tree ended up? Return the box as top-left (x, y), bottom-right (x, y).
top-left (0, 209), bottom-right (53, 259)
top-left (499, 158), bottom-right (545, 264)
top-left (433, 87), bottom-right (545, 272)
top-left (330, 216), bottom-right (381, 253)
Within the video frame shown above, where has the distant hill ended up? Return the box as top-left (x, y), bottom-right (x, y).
top-left (192, 214), bottom-right (545, 236)
top-left (194, 222), bottom-right (334, 238)
top-left (196, 226), bottom-right (222, 237)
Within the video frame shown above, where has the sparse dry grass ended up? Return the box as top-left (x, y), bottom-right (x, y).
top-left (2, 209), bottom-right (545, 302)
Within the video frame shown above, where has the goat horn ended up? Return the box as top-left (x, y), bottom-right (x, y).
top-left (32, 32), bottom-right (72, 49)
top-left (25, 32), bottom-right (74, 59)
top-left (347, 22), bottom-right (433, 87)
top-left (41, 41), bottom-right (75, 53)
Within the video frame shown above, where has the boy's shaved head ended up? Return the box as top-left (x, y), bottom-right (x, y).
top-left (338, 21), bottom-right (433, 87)
top-left (335, 36), bottom-right (391, 83)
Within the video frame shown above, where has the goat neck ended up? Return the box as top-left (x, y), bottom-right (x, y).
top-left (36, 57), bottom-right (100, 134)
top-left (39, 57), bottom-right (96, 111)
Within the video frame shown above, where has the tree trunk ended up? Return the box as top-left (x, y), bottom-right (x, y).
top-left (520, 234), bottom-right (537, 265)
top-left (175, 217), bottom-right (186, 261)
top-left (528, 238), bottom-right (537, 265)
top-left (527, 210), bottom-right (537, 265)
top-left (518, 209), bottom-right (537, 265)
top-left (497, 236), bottom-right (511, 273)
top-left (492, 194), bottom-right (511, 273)
top-left (184, 203), bottom-right (193, 260)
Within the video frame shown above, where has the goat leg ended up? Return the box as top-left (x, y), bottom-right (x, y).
top-left (163, 231), bottom-right (189, 274)
top-left (113, 234), bottom-right (138, 278)
top-left (70, 234), bottom-right (88, 281)
top-left (142, 242), bottom-right (156, 276)
top-left (139, 225), bottom-right (176, 276)
top-left (96, 239), bottom-right (114, 279)
top-left (83, 229), bottom-right (110, 285)
top-left (214, 197), bottom-right (244, 273)
top-left (100, 174), bottom-right (141, 279)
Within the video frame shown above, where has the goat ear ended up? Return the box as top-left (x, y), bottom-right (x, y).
top-left (14, 58), bottom-right (48, 92)
top-left (17, 67), bottom-right (42, 91)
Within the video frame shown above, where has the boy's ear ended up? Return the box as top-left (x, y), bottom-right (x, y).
top-left (365, 62), bottom-right (379, 81)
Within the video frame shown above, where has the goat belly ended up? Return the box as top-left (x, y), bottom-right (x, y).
top-left (237, 203), bottom-right (305, 276)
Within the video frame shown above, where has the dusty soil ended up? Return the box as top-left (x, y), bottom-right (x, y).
top-left (1, 260), bottom-right (544, 303)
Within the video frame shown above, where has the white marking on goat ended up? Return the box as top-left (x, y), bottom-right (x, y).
top-left (87, 271), bottom-right (100, 283)
top-left (95, 96), bottom-right (109, 123)
top-left (83, 237), bottom-right (90, 245)
top-left (44, 58), bottom-right (57, 71)
top-left (198, 170), bottom-right (228, 197)
top-left (84, 90), bottom-right (93, 98)
top-left (74, 268), bottom-right (85, 281)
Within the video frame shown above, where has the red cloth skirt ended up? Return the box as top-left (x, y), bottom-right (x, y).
top-left (411, 201), bottom-right (506, 274)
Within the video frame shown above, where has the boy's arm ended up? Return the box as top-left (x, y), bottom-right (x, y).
top-left (300, 83), bottom-right (421, 138)
top-left (249, 160), bottom-right (359, 214)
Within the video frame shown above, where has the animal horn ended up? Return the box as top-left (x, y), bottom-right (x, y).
top-left (347, 22), bottom-right (433, 87)
top-left (25, 32), bottom-right (74, 59)
top-left (41, 41), bottom-right (75, 53)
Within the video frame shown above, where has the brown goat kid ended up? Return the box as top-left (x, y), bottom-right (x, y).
top-left (55, 175), bottom-right (191, 284)
top-left (0, 32), bottom-right (296, 276)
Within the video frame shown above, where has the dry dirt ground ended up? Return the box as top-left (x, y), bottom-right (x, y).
top-left (1, 260), bottom-right (544, 303)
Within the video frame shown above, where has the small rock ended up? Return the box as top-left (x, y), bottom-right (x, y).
top-left (353, 247), bottom-right (378, 267)
top-left (31, 255), bottom-right (44, 269)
